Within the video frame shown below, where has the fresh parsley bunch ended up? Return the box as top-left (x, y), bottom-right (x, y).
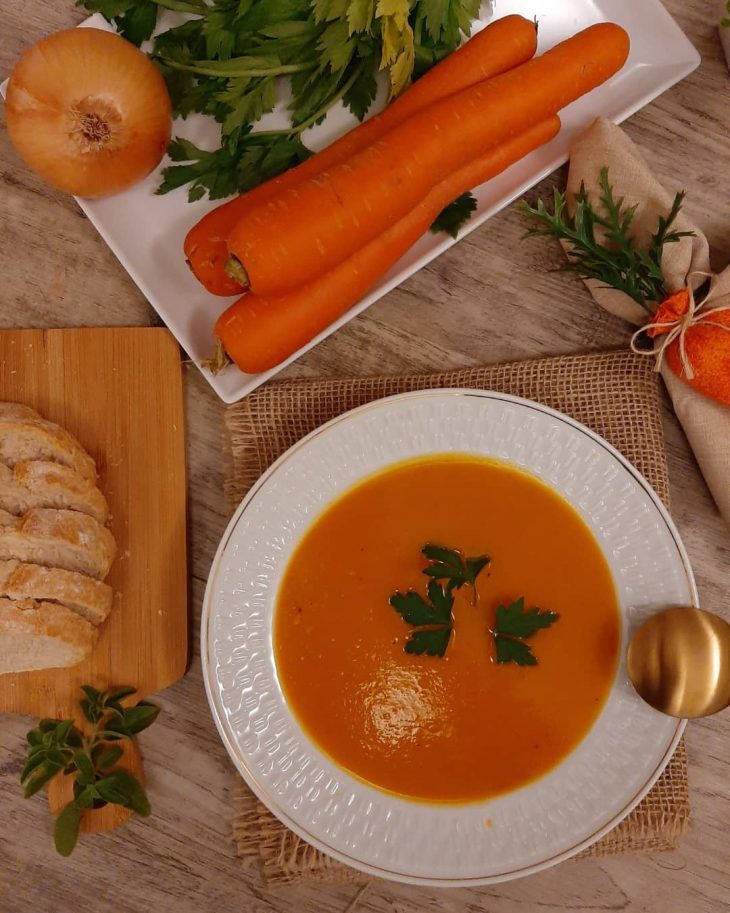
top-left (21, 685), bottom-right (159, 856)
top-left (79, 0), bottom-right (483, 214)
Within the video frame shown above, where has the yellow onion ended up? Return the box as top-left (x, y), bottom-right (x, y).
top-left (5, 28), bottom-right (172, 198)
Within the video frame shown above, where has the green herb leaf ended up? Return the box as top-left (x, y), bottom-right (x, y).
top-left (95, 745), bottom-right (124, 770)
top-left (73, 750), bottom-right (96, 784)
top-left (24, 762), bottom-right (63, 798)
top-left (74, 785), bottom-right (98, 809)
top-left (390, 580), bottom-right (453, 657)
top-left (122, 703), bottom-right (161, 735)
top-left (494, 634), bottom-right (537, 666)
top-left (95, 771), bottom-right (151, 817)
top-left (494, 597), bottom-right (559, 639)
top-left (20, 751), bottom-right (49, 783)
top-left (491, 597), bottom-right (559, 666)
top-left (421, 543), bottom-right (489, 590)
top-left (54, 802), bottom-right (83, 857)
top-left (521, 167), bottom-right (694, 308)
top-left (26, 729), bottom-right (44, 748)
top-left (105, 687), bottom-right (137, 704)
top-left (347, 0), bottom-right (375, 32)
top-left (430, 191), bottom-right (478, 238)
top-left (405, 625), bottom-right (452, 657)
top-left (390, 580), bottom-right (453, 626)
top-left (343, 57), bottom-right (379, 120)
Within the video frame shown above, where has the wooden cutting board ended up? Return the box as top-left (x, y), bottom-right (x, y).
top-left (0, 327), bottom-right (187, 827)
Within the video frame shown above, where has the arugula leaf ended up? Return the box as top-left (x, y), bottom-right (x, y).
top-left (405, 626), bottom-right (452, 657)
top-left (491, 597), bottom-right (559, 666)
top-left (430, 191), bottom-right (478, 238)
top-left (421, 543), bottom-right (489, 590)
top-left (494, 634), bottom-right (537, 667)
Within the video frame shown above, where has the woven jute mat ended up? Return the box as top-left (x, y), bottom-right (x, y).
top-left (224, 350), bottom-right (691, 886)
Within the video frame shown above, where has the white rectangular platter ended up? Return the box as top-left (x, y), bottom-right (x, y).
top-left (2, 1), bottom-right (699, 402)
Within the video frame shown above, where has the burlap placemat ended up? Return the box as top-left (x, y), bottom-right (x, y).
top-left (224, 350), bottom-right (691, 886)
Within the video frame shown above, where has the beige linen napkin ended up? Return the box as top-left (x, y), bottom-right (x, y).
top-left (566, 118), bottom-right (730, 527)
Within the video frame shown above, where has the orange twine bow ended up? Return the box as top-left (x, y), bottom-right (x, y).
top-left (630, 272), bottom-right (730, 399)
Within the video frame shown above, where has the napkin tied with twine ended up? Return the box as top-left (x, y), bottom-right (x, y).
top-left (567, 118), bottom-right (730, 528)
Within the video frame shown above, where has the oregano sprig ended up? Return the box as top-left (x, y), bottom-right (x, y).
top-left (21, 685), bottom-right (159, 857)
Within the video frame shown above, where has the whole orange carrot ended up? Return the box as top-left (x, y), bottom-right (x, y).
top-left (215, 117), bottom-right (561, 374)
top-left (184, 15), bottom-right (539, 296)
top-left (226, 23), bottom-right (629, 298)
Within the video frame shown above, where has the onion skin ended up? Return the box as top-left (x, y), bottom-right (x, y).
top-left (5, 28), bottom-right (172, 198)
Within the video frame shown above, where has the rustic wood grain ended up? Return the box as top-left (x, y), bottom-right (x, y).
top-left (0, 2), bottom-right (728, 912)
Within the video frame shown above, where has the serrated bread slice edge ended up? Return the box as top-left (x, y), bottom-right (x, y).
top-left (0, 597), bottom-right (98, 673)
top-left (0, 508), bottom-right (116, 580)
top-left (0, 461), bottom-right (109, 524)
top-left (0, 559), bottom-right (112, 626)
top-left (0, 408), bottom-right (97, 482)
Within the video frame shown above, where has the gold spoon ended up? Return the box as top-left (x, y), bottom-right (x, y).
top-left (627, 607), bottom-right (730, 718)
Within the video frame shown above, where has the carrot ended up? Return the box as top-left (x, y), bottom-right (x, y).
top-left (184, 15), bottom-right (539, 296)
top-left (215, 117), bottom-right (561, 375)
top-left (227, 23), bottom-right (629, 298)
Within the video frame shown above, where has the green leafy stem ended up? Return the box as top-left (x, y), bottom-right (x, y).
top-left (520, 166), bottom-right (693, 309)
top-left (21, 685), bottom-right (159, 857)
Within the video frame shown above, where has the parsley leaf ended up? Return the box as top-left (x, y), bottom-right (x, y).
top-left (430, 191), bottom-right (478, 238)
top-left (421, 543), bottom-right (489, 590)
top-left (406, 626), bottom-right (452, 657)
top-left (390, 579), bottom-right (453, 626)
top-left (491, 597), bottom-right (559, 666)
top-left (158, 133), bottom-right (312, 201)
top-left (495, 597), bottom-right (560, 638)
top-left (494, 635), bottom-right (537, 666)
top-left (390, 580), bottom-right (453, 658)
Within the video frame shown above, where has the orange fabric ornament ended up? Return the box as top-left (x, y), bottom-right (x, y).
top-left (641, 285), bottom-right (730, 407)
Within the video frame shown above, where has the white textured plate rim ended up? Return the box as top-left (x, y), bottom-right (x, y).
top-left (201, 388), bottom-right (694, 886)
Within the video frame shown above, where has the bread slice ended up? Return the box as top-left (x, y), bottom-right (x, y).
top-left (0, 597), bottom-right (98, 672)
top-left (0, 461), bottom-right (108, 524)
top-left (0, 559), bottom-right (112, 626)
top-left (0, 403), bottom-right (96, 482)
top-left (0, 508), bottom-right (116, 580)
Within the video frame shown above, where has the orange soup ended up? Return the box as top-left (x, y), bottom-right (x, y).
top-left (274, 455), bottom-right (620, 802)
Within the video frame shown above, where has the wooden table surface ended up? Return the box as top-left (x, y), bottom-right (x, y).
top-left (1, 3), bottom-right (728, 912)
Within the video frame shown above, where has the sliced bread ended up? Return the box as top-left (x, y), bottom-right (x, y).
top-left (0, 403), bottom-right (97, 482)
top-left (0, 597), bottom-right (98, 672)
top-left (0, 508), bottom-right (116, 580)
top-left (0, 461), bottom-right (109, 524)
top-left (0, 559), bottom-right (112, 626)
